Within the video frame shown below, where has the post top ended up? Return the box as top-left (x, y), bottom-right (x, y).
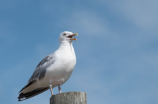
top-left (50, 91), bottom-right (87, 104)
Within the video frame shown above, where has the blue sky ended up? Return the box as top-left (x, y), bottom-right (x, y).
top-left (0, 0), bottom-right (158, 104)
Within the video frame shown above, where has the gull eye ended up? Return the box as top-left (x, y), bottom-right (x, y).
top-left (63, 33), bottom-right (66, 36)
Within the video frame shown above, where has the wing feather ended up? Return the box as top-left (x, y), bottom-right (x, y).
top-left (29, 54), bottom-right (55, 82)
top-left (19, 54), bottom-right (55, 93)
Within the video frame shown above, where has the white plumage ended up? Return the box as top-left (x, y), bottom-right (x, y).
top-left (18, 31), bottom-right (78, 101)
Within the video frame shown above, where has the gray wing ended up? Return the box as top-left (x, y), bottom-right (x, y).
top-left (28, 54), bottom-right (56, 83)
top-left (19, 54), bottom-right (55, 93)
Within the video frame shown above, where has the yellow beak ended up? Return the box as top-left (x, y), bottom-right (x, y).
top-left (70, 33), bottom-right (78, 41)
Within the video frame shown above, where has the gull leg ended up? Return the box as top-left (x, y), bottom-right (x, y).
top-left (49, 83), bottom-right (53, 96)
top-left (58, 85), bottom-right (62, 93)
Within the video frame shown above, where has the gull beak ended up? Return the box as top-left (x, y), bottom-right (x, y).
top-left (69, 33), bottom-right (78, 41)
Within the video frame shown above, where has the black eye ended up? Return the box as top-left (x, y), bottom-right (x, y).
top-left (63, 33), bottom-right (66, 36)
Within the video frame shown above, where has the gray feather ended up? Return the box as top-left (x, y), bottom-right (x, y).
top-left (19, 54), bottom-right (55, 93)
top-left (28, 54), bottom-right (55, 83)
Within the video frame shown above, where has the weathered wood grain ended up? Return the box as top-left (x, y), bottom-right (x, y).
top-left (50, 92), bottom-right (87, 104)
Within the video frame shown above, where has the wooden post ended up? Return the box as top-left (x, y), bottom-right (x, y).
top-left (50, 92), bottom-right (87, 104)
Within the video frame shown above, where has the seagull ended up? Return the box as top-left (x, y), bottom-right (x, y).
top-left (18, 31), bottom-right (78, 101)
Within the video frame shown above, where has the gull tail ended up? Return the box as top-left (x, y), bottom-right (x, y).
top-left (18, 87), bottom-right (49, 101)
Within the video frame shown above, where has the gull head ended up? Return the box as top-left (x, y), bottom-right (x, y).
top-left (59, 31), bottom-right (78, 43)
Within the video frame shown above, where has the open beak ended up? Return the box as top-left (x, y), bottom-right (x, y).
top-left (68, 33), bottom-right (78, 41)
